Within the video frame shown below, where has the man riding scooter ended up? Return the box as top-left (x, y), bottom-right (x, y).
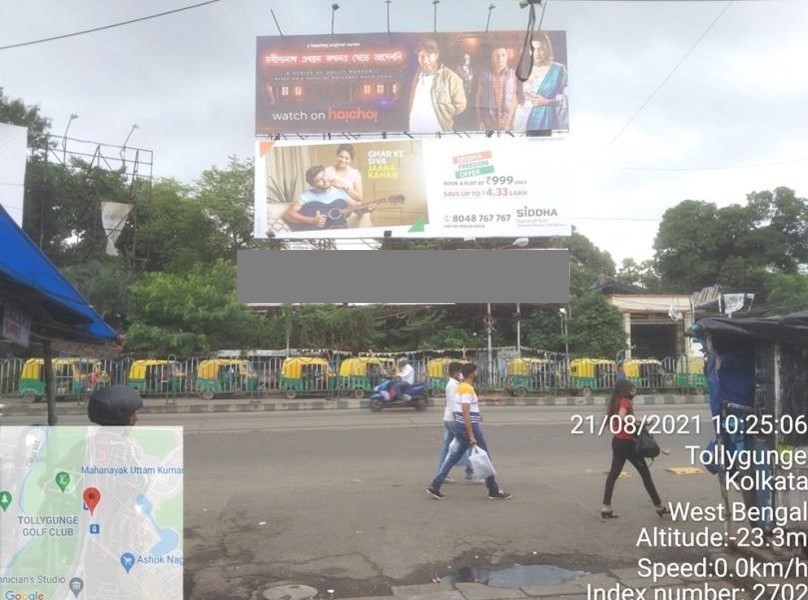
top-left (392, 356), bottom-right (415, 401)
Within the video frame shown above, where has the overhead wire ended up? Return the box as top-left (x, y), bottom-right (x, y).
top-left (607, 0), bottom-right (734, 146)
top-left (0, 0), bottom-right (224, 51)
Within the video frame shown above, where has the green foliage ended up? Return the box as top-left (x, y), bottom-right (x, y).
top-left (132, 178), bottom-right (221, 272)
top-left (523, 308), bottom-right (565, 352)
top-left (124, 260), bottom-right (274, 355)
top-left (654, 188), bottom-right (808, 294)
top-left (615, 258), bottom-right (661, 291)
top-left (285, 305), bottom-right (384, 351)
top-left (0, 87), bottom-right (51, 155)
top-left (567, 293), bottom-right (627, 358)
top-left (193, 156), bottom-right (256, 260)
top-left (61, 258), bottom-right (136, 331)
top-left (763, 273), bottom-right (808, 316)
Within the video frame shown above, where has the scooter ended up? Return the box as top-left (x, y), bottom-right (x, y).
top-left (369, 379), bottom-right (429, 412)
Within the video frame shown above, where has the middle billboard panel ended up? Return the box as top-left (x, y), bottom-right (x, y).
top-left (254, 138), bottom-right (574, 240)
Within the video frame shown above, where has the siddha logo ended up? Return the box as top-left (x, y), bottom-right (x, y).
top-left (5, 592), bottom-right (45, 600)
top-left (516, 207), bottom-right (558, 217)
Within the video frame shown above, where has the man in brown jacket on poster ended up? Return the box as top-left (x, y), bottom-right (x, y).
top-left (408, 38), bottom-right (467, 133)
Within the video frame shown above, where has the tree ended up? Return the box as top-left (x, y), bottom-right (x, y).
top-left (763, 273), bottom-right (808, 316)
top-left (62, 258), bottom-right (136, 331)
top-left (193, 156), bottom-right (256, 261)
top-left (615, 258), bottom-right (660, 291)
top-left (0, 87), bottom-right (51, 155)
top-left (124, 260), bottom-right (275, 355)
top-left (131, 178), bottom-right (221, 273)
top-left (654, 189), bottom-right (808, 294)
top-left (654, 200), bottom-right (721, 292)
top-left (567, 293), bottom-right (627, 358)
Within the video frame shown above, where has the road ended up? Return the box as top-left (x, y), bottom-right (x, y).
top-left (2, 405), bottom-right (725, 599)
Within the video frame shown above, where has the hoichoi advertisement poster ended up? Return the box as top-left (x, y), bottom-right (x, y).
top-left (255, 30), bottom-right (568, 135)
top-left (253, 138), bottom-right (575, 240)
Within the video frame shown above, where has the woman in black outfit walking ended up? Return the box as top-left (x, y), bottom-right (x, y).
top-left (601, 380), bottom-right (669, 518)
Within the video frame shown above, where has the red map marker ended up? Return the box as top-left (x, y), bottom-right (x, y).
top-left (83, 487), bottom-right (101, 516)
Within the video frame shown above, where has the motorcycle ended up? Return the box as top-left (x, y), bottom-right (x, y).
top-left (369, 378), bottom-right (429, 412)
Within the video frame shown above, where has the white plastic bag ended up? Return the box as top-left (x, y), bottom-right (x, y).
top-left (468, 446), bottom-right (495, 479)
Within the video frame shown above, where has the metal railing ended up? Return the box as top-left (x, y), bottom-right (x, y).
top-left (0, 353), bottom-right (708, 401)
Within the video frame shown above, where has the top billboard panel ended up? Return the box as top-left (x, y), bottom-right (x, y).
top-left (256, 31), bottom-right (568, 135)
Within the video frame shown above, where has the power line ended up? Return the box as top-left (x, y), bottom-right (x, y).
top-left (608, 0), bottom-right (733, 146)
top-left (0, 0), bottom-right (224, 51)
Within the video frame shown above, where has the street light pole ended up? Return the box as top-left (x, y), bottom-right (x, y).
top-left (62, 113), bottom-right (78, 164)
top-left (559, 307), bottom-right (569, 359)
top-left (486, 302), bottom-right (493, 385)
top-left (516, 302), bottom-right (521, 355)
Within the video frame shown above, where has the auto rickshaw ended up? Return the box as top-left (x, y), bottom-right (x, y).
top-left (127, 359), bottom-right (186, 394)
top-left (568, 358), bottom-right (617, 395)
top-left (279, 357), bottom-right (337, 399)
top-left (19, 358), bottom-right (108, 402)
top-left (196, 359), bottom-right (259, 400)
top-left (426, 358), bottom-right (471, 398)
top-left (623, 358), bottom-right (665, 391)
top-left (337, 357), bottom-right (395, 398)
top-left (505, 357), bottom-right (557, 396)
top-left (675, 356), bottom-right (707, 393)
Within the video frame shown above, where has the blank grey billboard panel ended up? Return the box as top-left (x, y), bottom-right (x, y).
top-left (237, 249), bottom-right (569, 304)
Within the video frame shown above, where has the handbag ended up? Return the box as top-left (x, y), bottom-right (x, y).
top-left (468, 446), bottom-right (496, 479)
top-left (634, 429), bottom-right (660, 459)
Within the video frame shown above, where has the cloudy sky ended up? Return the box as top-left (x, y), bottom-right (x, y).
top-left (1, 0), bottom-right (807, 264)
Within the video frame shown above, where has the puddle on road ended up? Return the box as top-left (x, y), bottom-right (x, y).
top-left (441, 563), bottom-right (586, 588)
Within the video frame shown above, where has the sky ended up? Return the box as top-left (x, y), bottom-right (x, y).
top-left (1, 0), bottom-right (807, 265)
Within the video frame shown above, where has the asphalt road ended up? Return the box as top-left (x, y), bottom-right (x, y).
top-left (2, 405), bottom-right (724, 600)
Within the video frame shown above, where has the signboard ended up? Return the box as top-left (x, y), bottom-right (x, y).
top-left (254, 138), bottom-right (574, 240)
top-left (0, 123), bottom-right (28, 227)
top-left (1, 302), bottom-right (31, 348)
top-left (256, 30), bottom-right (568, 134)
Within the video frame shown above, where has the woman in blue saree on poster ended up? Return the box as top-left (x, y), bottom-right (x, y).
top-left (512, 32), bottom-right (568, 132)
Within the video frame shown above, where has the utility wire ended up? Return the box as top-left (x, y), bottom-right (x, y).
top-left (608, 0), bottom-right (733, 146)
top-left (0, 0), bottom-right (223, 51)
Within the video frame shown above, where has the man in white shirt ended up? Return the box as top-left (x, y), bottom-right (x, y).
top-left (427, 363), bottom-right (511, 500)
top-left (435, 362), bottom-right (475, 482)
top-left (392, 356), bottom-right (415, 400)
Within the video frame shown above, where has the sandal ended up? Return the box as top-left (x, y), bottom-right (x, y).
top-left (601, 510), bottom-right (618, 519)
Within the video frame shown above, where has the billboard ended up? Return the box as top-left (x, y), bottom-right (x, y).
top-left (255, 31), bottom-right (568, 135)
top-left (254, 138), bottom-right (574, 240)
top-left (0, 123), bottom-right (28, 227)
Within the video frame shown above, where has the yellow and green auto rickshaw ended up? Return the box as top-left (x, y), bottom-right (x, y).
top-left (19, 358), bottom-right (107, 402)
top-left (127, 359), bottom-right (186, 394)
top-left (622, 358), bottom-right (666, 391)
top-left (337, 357), bottom-right (395, 398)
top-left (196, 359), bottom-right (259, 400)
top-left (505, 357), bottom-right (557, 397)
top-left (675, 356), bottom-right (707, 393)
top-left (426, 358), bottom-right (471, 398)
top-left (279, 357), bottom-right (337, 399)
top-left (568, 358), bottom-right (617, 395)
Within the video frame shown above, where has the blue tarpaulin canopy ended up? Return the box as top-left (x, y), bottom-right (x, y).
top-left (0, 204), bottom-right (120, 348)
